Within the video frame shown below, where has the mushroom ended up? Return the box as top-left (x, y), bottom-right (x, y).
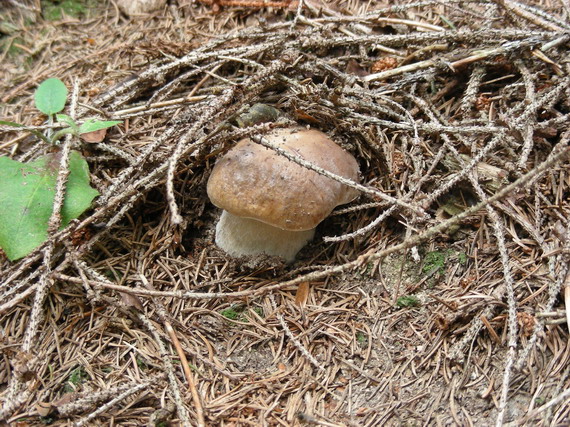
top-left (207, 127), bottom-right (360, 262)
top-left (117, 0), bottom-right (166, 16)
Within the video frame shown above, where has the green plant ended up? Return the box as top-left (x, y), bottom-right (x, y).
top-left (0, 151), bottom-right (99, 260)
top-left (356, 332), bottom-right (367, 344)
top-left (220, 305), bottom-right (263, 322)
top-left (136, 357), bottom-right (148, 370)
top-left (69, 366), bottom-right (88, 384)
top-left (0, 78), bottom-right (120, 261)
top-left (39, 416), bottom-right (55, 425)
top-left (41, 0), bottom-right (88, 20)
top-left (422, 250), bottom-right (447, 275)
top-left (63, 366), bottom-right (89, 392)
top-left (221, 306), bottom-right (241, 321)
top-left (396, 295), bottom-right (421, 308)
top-left (251, 307), bottom-right (264, 317)
top-left (1, 78), bottom-right (120, 145)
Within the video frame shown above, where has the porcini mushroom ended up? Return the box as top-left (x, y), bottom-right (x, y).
top-left (117, 0), bottom-right (166, 16)
top-left (207, 127), bottom-right (360, 262)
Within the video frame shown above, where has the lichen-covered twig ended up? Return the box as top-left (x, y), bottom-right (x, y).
top-left (140, 274), bottom-right (206, 427)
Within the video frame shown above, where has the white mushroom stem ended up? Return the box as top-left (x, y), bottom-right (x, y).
top-left (215, 210), bottom-right (315, 263)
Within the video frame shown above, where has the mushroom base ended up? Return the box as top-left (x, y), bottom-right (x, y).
top-left (215, 210), bottom-right (315, 263)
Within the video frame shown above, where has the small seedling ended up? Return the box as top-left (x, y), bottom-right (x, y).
top-left (220, 305), bottom-right (261, 322)
top-left (0, 78), bottom-right (121, 260)
top-left (68, 366), bottom-right (88, 384)
top-left (356, 332), bottom-right (367, 344)
top-left (396, 295), bottom-right (421, 308)
top-left (422, 251), bottom-right (447, 275)
top-left (221, 306), bottom-right (241, 321)
top-left (0, 78), bottom-right (121, 145)
top-left (63, 366), bottom-right (89, 393)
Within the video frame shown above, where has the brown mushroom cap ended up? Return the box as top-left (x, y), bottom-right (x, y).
top-left (207, 128), bottom-right (360, 231)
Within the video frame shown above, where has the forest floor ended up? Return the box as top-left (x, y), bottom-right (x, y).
top-left (0, 0), bottom-right (569, 426)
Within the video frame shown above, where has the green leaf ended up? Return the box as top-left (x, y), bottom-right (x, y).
top-left (0, 120), bottom-right (53, 144)
top-left (0, 120), bottom-right (25, 128)
top-left (78, 119), bottom-right (122, 134)
top-left (396, 295), bottom-right (420, 308)
top-left (0, 151), bottom-right (99, 260)
top-left (34, 78), bottom-right (68, 115)
top-left (422, 251), bottom-right (447, 274)
top-left (56, 114), bottom-right (79, 133)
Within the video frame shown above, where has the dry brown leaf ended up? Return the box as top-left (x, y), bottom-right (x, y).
top-left (295, 281), bottom-right (310, 307)
top-left (52, 392), bottom-right (76, 408)
top-left (35, 401), bottom-right (52, 417)
top-left (80, 128), bottom-right (107, 143)
top-left (119, 292), bottom-right (144, 311)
